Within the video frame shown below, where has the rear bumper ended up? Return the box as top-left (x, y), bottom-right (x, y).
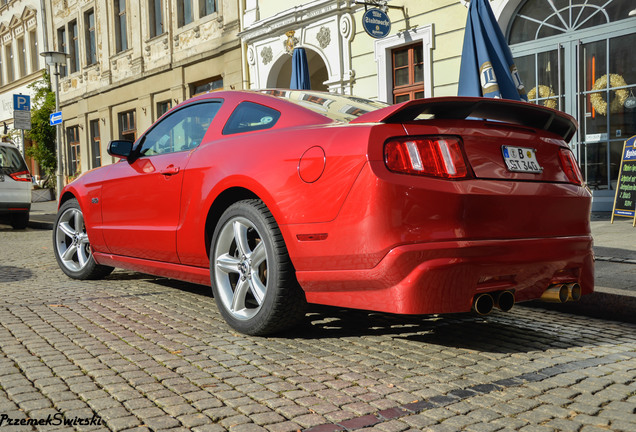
top-left (298, 235), bottom-right (594, 315)
top-left (0, 202), bottom-right (31, 215)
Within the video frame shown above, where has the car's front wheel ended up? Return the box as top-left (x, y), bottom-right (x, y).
top-left (210, 199), bottom-right (306, 335)
top-left (53, 198), bottom-right (113, 280)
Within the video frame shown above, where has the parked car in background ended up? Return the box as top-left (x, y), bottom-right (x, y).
top-left (52, 90), bottom-right (593, 335)
top-left (0, 140), bottom-right (32, 229)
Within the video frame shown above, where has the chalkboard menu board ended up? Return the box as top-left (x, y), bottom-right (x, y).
top-left (612, 135), bottom-right (636, 226)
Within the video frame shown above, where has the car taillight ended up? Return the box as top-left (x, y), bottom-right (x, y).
top-left (9, 170), bottom-right (32, 182)
top-left (384, 136), bottom-right (471, 179)
top-left (558, 148), bottom-right (583, 185)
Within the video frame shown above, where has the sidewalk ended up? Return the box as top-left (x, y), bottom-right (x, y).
top-left (28, 200), bottom-right (636, 322)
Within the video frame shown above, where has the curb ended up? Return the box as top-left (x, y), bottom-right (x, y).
top-left (28, 218), bottom-right (54, 230)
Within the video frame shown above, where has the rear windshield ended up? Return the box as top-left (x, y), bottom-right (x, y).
top-left (259, 90), bottom-right (389, 123)
top-left (0, 145), bottom-right (28, 176)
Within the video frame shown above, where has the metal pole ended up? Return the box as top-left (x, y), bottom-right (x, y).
top-left (54, 64), bottom-right (64, 202)
top-left (20, 129), bottom-right (25, 159)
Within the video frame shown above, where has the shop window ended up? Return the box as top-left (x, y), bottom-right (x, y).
top-left (85, 9), bottom-right (97, 65)
top-left (67, 126), bottom-right (81, 176)
top-left (119, 110), bottom-right (136, 142)
top-left (115, 0), bottom-right (128, 52)
top-left (90, 120), bottom-right (101, 168)
top-left (392, 43), bottom-right (424, 104)
top-left (149, 0), bottom-right (164, 38)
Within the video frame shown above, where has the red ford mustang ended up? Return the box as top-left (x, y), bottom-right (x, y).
top-left (53, 90), bottom-right (593, 335)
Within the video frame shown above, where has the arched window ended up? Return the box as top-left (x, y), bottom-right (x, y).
top-left (509, 0), bottom-right (636, 209)
top-left (510, 0), bottom-right (635, 44)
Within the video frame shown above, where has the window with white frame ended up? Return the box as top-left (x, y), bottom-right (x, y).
top-left (374, 25), bottom-right (433, 104)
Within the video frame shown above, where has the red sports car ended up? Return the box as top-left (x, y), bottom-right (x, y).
top-left (53, 90), bottom-right (593, 335)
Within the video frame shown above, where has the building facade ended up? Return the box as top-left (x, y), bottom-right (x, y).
top-left (48, 0), bottom-right (242, 177)
top-left (27, 0), bottom-right (635, 211)
top-left (0, 0), bottom-right (48, 172)
top-left (240, 0), bottom-right (635, 211)
top-left (501, 0), bottom-right (636, 210)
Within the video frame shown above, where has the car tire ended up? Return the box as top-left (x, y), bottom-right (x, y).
top-left (53, 198), bottom-right (114, 280)
top-left (10, 212), bottom-right (29, 229)
top-left (210, 199), bottom-right (307, 336)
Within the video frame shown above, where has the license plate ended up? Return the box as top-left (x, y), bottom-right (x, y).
top-left (502, 146), bottom-right (543, 173)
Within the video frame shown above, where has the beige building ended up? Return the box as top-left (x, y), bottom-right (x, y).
top-left (0, 0), bottom-right (47, 167)
top-left (48, 0), bottom-right (242, 177)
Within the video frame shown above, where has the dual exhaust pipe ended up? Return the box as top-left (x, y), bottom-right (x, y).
top-left (472, 290), bottom-right (515, 316)
top-left (540, 283), bottom-right (582, 303)
top-left (472, 282), bottom-right (581, 316)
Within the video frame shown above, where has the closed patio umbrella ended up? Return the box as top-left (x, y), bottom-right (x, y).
top-left (458, 0), bottom-right (527, 101)
top-left (290, 48), bottom-right (311, 90)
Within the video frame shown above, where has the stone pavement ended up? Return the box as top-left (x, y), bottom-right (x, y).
top-left (26, 200), bottom-right (636, 323)
top-left (0, 227), bottom-right (636, 432)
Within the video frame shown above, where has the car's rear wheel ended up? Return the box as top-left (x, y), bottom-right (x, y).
top-left (53, 198), bottom-right (113, 280)
top-left (210, 199), bottom-right (306, 335)
top-left (10, 212), bottom-right (29, 229)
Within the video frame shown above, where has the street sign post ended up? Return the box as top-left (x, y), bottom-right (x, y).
top-left (13, 95), bottom-right (31, 157)
top-left (49, 111), bottom-right (63, 126)
top-left (13, 94), bottom-right (32, 130)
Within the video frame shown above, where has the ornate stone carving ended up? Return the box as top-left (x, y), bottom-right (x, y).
top-left (340, 14), bottom-right (353, 40)
top-left (247, 46), bottom-right (256, 65)
top-left (261, 46), bottom-right (273, 65)
top-left (317, 26), bottom-right (330, 49)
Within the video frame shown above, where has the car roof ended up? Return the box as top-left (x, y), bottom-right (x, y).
top-left (182, 89), bottom-right (390, 124)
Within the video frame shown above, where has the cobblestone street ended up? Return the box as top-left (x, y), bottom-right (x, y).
top-left (1, 228), bottom-right (635, 432)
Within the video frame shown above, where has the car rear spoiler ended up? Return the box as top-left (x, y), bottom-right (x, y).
top-left (351, 97), bottom-right (578, 143)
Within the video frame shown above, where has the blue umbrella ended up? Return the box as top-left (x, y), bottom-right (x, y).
top-left (458, 0), bottom-right (527, 101)
top-left (290, 48), bottom-right (311, 90)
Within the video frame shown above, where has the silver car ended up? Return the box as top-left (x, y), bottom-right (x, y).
top-left (0, 140), bottom-right (32, 229)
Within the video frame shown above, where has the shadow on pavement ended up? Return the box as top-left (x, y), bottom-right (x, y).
top-left (279, 305), bottom-right (583, 353)
top-left (0, 266), bottom-right (33, 282)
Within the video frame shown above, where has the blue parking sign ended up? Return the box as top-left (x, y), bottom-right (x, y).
top-left (13, 94), bottom-right (30, 111)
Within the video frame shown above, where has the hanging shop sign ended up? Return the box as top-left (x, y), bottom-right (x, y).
top-left (362, 8), bottom-right (391, 39)
top-left (612, 135), bottom-right (636, 226)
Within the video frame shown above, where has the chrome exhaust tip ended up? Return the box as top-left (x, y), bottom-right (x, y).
top-left (540, 284), bottom-right (569, 303)
top-left (566, 283), bottom-right (582, 301)
top-left (473, 293), bottom-right (495, 315)
top-left (495, 290), bottom-right (515, 312)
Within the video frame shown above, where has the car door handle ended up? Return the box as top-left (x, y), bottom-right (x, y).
top-left (160, 165), bottom-right (180, 176)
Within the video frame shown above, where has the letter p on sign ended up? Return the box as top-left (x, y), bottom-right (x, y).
top-left (13, 94), bottom-right (30, 111)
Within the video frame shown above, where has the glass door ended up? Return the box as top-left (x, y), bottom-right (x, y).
top-left (577, 34), bottom-right (636, 193)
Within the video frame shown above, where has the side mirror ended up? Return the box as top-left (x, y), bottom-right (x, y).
top-left (107, 140), bottom-right (134, 159)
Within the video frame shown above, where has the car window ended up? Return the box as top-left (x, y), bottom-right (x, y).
top-left (222, 102), bottom-right (281, 135)
top-left (0, 145), bottom-right (28, 176)
top-left (139, 101), bottom-right (221, 156)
